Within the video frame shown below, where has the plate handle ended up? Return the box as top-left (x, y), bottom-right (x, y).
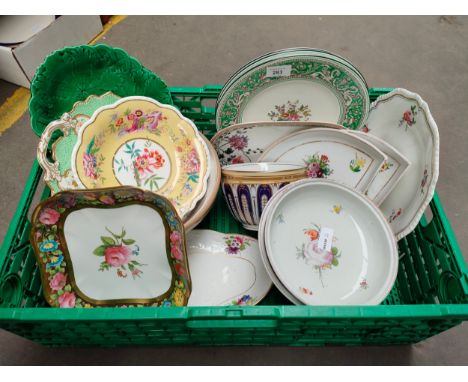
top-left (37, 113), bottom-right (77, 183)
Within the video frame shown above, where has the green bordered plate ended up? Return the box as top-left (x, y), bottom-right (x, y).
top-left (216, 54), bottom-right (369, 131)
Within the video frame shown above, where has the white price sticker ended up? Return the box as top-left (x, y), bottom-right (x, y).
top-left (318, 227), bottom-right (334, 252)
top-left (266, 65), bottom-right (292, 78)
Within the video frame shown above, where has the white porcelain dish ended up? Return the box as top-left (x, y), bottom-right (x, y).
top-left (186, 230), bottom-right (272, 306)
top-left (352, 131), bottom-right (411, 206)
top-left (365, 88), bottom-right (439, 239)
top-left (211, 121), bottom-right (342, 166)
top-left (258, 127), bottom-right (386, 194)
top-left (257, 185), bottom-right (302, 305)
top-left (216, 53), bottom-right (369, 131)
top-left (262, 179), bottom-right (398, 306)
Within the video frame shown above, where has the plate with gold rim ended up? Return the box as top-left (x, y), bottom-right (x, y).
top-left (352, 131), bottom-right (411, 206)
top-left (211, 121), bottom-right (343, 166)
top-left (70, 96), bottom-right (211, 219)
top-left (30, 187), bottom-right (191, 308)
top-left (258, 127), bottom-right (386, 194)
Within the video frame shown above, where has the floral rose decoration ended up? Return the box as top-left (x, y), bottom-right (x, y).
top-left (104, 246), bottom-right (132, 267)
top-left (228, 135), bottom-right (248, 150)
top-left (58, 292), bottom-right (76, 308)
top-left (49, 273), bottom-right (67, 291)
top-left (39, 208), bottom-right (60, 225)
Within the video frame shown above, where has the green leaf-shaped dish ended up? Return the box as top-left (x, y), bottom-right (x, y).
top-left (29, 44), bottom-right (173, 136)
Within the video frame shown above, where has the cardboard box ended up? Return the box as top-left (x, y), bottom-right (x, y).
top-left (0, 16), bottom-right (103, 88)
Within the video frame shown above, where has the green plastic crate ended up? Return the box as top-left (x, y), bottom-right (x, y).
top-left (0, 86), bottom-right (467, 347)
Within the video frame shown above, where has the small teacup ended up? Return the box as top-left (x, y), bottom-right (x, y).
top-left (221, 163), bottom-right (307, 230)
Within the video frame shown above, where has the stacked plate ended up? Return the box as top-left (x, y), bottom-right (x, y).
top-left (38, 95), bottom-right (221, 231)
top-left (216, 47), bottom-right (369, 131)
top-left (258, 178), bottom-right (399, 305)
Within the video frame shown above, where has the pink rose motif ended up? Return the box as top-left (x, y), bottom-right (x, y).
top-left (170, 231), bottom-right (182, 244)
top-left (306, 163), bottom-right (321, 178)
top-left (403, 111), bottom-right (413, 125)
top-left (104, 246), bottom-right (131, 267)
top-left (39, 208), bottom-right (60, 225)
top-left (83, 153), bottom-right (97, 179)
top-left (186, 149), bottom-right (200, 173)
top-left (49, 273), bottom-right (67, 291)
top-left (99, 195), bottom-right (115, 205)
top-left (228, 134), bottom-right (248, 150)
top-left (304, 240), bottom-right (334, 267)
top-left (170, 245), bottom-right (183, 260)
top-left (58, 292), bottom-right (76, 308)
top-left (175, 263), bottom-right (186, 277)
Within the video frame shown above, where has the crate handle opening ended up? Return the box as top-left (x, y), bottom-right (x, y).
top-left (186, 319), bottom-right (278, 329)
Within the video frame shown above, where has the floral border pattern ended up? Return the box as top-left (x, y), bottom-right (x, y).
top-left (30, 187), bottom-right (191, 308)
top-left (217, 57), bottom-right (368, 130)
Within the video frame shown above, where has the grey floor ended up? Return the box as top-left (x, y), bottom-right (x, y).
top-left (0, 15), bottom-right (467, 365)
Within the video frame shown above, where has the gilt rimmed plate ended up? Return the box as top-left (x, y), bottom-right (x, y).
top-left (186, 230), bottom-right (272, 306)
top-left (258, 128), bottom-right (386, 193)
top-left (30, 187), bottom-right (191, 308)
top-left (216, 53), bottom-right (369, 131)
top-left (70, 96), bottom-right (211, 219)
top-left (38, 92), bottom-right (121, 194)
top-left (217, 48), bottom-right (368, 104)
top-left (211, 121), bottom-right (342, 166)
top-left (365, 88), bottom-right (439, 239)
top-left (352, 131), bottom-right (411, 206)
top-left (262, 179), bottom-right (398, 305)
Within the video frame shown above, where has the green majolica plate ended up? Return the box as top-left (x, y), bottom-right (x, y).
top-left (216, 54), bottom-right (369, 131)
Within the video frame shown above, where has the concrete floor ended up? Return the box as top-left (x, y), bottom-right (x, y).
top-left (0, 15), bottom-right (467, 365)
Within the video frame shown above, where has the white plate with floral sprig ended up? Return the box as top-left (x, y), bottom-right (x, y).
top-left (70, 96), bottom-right (211, 219)
top-left (30, 186), bottom-right (192, 308)
top-left (364, 88), bottom-right (439, 239)
top-left (352, 131), bottom-right (411, 206)
top-left (211, 121), bottom-right (342, 166)
top-left (262, 179), bottom-right (398, 306)
top-left (186, 230), bottom-right (272, 306)
top-left (216, 52), bottom-right (369, 131)
top-left (258, 127), bottom-right (386, 194)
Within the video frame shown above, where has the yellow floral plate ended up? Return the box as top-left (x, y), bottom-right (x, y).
top-left (71, 97), bottom-right (211, 219)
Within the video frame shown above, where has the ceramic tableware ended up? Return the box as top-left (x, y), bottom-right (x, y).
top-left (216, 51), bottom-right (369, 131)
top-left (38, 92), bottom-right (121, 194)
top-left (258, 127), bottom-right (386, 194)
top-left (30, 187), bottom-right (191, 308)
top-left (211, 121), bottom-right (342, 166)
top-left (364, 88), bottom-right (439, 239)
top-left (186, 230), bottom-right (272, 306)
top-left (217, 47), bottom-right (368, 104)
top-left (70, 96), bottom-right (211, 219)
top-left (257, 185), bottom-right (302, 305)
top-left (184, 137), bottom-right (221, 231)
top-left (29, 44), bottom-right (173, 136)
top-left (262, 179), bottom-right (398, 305)
top-left (352, 131), bottom-right (411, 206)
top-left (221, 162), bottom-right (307, 230)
